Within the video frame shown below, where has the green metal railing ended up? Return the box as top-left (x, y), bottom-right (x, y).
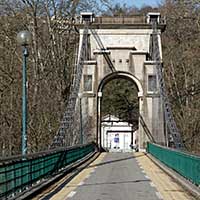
top-left (0, 143), bottom-right (96, 199)
top-left (147, 142), bottom-right (200, 186)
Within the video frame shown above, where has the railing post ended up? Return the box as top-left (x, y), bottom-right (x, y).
top-left (5, 167), bottom-right (8, 199)
top-left (29, 159), bottom-right (32, 187)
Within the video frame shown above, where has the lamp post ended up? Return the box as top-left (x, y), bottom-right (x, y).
top-left (17, 30), bottom-right (31, 155)
top-left (78, 93), bottom-right (83, 144)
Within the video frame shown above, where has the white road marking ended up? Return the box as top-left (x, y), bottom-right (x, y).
top-left (145, 175), bottom-right (150, 180)
top-left (141, 170), bottom-right (145, 173)
top-left (78, 181), bottom-right (84, 186)
top-left (150, 182), bottom-right (156, 188)
top-left (85, 174), bottom-right (90, 179)
top-left (66, 191), bottom-right (76, 198)
top-left (138, 164), bottom-right (143, 168)
top-left (156, 192), bottom-right (163, 200)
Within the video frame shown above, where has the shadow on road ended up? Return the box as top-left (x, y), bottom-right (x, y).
top-left (87, 153), bottom-right (145, 169)
top-left (66, 179), bottom-right (150, 188)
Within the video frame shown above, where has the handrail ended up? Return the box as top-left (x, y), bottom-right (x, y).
top-left (0, 143), bottom-right (96, 199)
top-left (147, 142), bottom-right (200, 186)
top-left (0, 143), bottom-right (93, 163)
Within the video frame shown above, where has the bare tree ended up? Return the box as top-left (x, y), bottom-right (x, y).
top-left (161, 0), bottom-right (200, 153)
top-left (0, 0), bottom-right (112, 156)
top-left (0, 0), bottom-right (79, 155)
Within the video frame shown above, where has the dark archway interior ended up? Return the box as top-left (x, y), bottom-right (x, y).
top-left (101, 77), bottom-right (139, 129)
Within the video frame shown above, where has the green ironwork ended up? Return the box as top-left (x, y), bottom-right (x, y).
top-left (147, 142), bottom-right (200, 186)
top-left (22, 46), bottom-right (28, 156)
top-left (0, 143), bottom-right (95, 199)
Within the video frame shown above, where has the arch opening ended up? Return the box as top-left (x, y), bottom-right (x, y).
top-left (97, 72), bottom-right (143, 152)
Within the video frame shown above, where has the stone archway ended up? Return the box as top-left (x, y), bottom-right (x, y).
top-left (78, 13), bottom-right (166, 150)
top-left (96, 71), bottom-right (144, 150)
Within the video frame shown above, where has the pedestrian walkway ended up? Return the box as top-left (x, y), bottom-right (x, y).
top-left (36, 153), bottom-right (195, 200)
top-left (135, 152), bottom-right (195, 200)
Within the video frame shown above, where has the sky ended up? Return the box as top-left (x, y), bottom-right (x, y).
top-left (112, 0), bottom-right (163, 8)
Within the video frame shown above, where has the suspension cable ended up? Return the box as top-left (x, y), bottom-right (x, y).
top-left (89, 28), bottom-right (116, 72)
top-left (151, 20), bottom-right (183, 149)
top-left (50, 23), bottom-right (89, 148)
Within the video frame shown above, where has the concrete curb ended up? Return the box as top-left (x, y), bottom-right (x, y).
top-left (146, 153), bottom-right (200, 199)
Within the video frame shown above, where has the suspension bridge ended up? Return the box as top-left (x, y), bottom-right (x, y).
top-left (0, 12), bottom-right (199, 200)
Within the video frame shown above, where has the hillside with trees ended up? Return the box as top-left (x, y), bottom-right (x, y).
top-left (0, 0), bottom-right (105, 155)
top-left (0, 0), bottom-right (199, 155)
top-left (161, 1), bottom-right (200, 153)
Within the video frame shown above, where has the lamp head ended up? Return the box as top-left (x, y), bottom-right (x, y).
top-left (17, 31), bottom-right (32, 46)
top-left (78, 93), bottom-right (83, 99)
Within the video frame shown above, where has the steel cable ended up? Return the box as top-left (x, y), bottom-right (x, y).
top-left (151, 20), bottom-right (183, 148)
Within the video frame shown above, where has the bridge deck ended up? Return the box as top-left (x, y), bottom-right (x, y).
top-left (38, 153), bottom-right (194, 200)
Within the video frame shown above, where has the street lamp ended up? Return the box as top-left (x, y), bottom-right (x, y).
top-left (78, 93), bottom-right (83, 144)
top-left (17, 30), bottom-right (31, 155)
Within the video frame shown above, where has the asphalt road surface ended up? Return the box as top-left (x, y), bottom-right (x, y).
top-left (68, 153), bottom-right (162, 200)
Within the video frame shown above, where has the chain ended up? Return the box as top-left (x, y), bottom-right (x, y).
top-left (50, 23), bottom-right (89, 148)
top-left (151, 20), bottom-right (183, 148)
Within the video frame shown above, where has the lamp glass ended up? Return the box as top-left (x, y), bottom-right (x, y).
top-left (17, 31), bottom-right (31, 46)
top-left (78, 93), bottom-right (83, 99)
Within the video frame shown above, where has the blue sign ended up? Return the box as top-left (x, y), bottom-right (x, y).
top-left (114, 134), bottom-right (119, 143)
top-left (114, 137), bottom-right (119, 143)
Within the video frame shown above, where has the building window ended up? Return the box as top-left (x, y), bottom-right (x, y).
top-left (148, 75), bottom-right (157, 92)
top-left (84, 75), bottom-right (93, 91)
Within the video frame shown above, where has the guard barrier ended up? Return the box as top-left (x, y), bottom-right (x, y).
top-left (147, 142), bottom-right (200, 186)
top-left (0, 143), bottom-right (96, 199)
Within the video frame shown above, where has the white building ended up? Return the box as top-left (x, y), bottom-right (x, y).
top-left (101, 115), bottom-right (138, 152)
